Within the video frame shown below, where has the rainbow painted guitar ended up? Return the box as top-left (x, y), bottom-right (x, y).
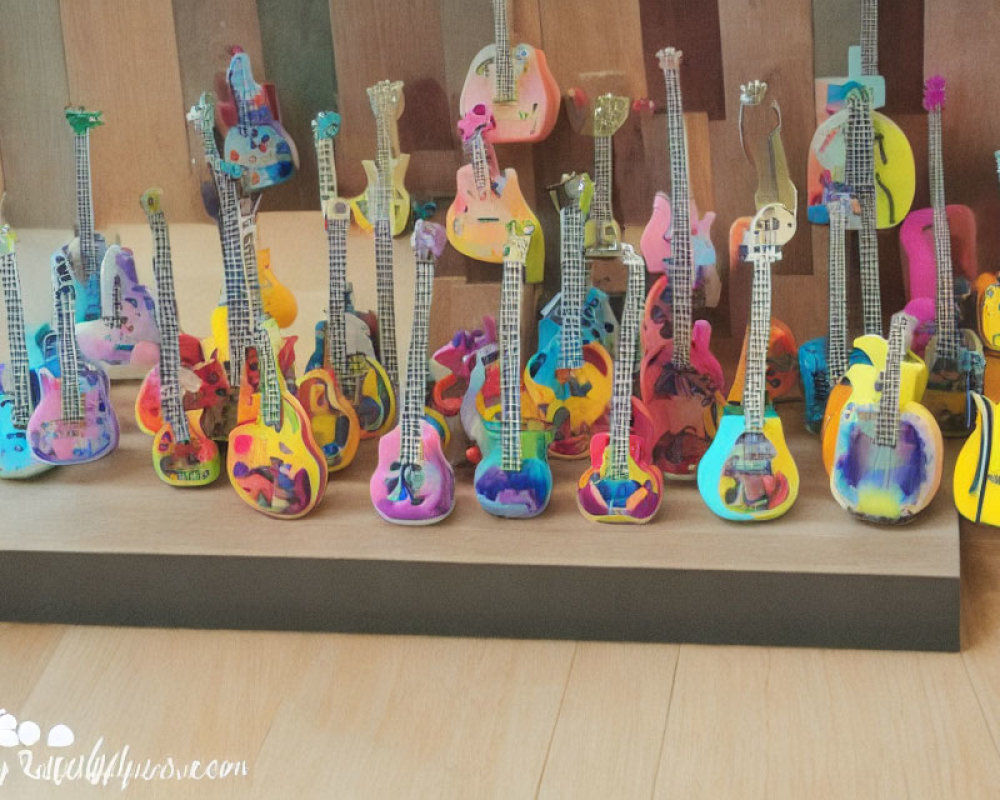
top-left (28, 253), bottom-right (119, 465)
top-left (579, 245), bottom-right (663, 523)
top-left (831, 312), bottom-right (942, 524)
top-left (954, 393), bottom-right (1000, 526)
top-left (371, 221), bottom-right (455, 525)
top-left (459, 0), bottom-right (560, 143)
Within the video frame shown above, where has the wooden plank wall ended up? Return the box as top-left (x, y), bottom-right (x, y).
top-left (1, 0), bottom-right (998, 343)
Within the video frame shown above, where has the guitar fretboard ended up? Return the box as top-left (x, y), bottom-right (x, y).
top-left (0, 243), bottom-right (30, 428)
top-left (315, 135), bottom-right (337, 204)
top-left (219, 176), bottom-right (250, 386)
top-left (827, 198), bottom-right (849, 384)
top-left (609, 246), bottom-right (645, 480)
top-left (372, 98), bottom-right (399, 388)
top-left (500, 250), bottom-right (524, 472)
top-left (74, 132), bottom-right (99, 284)
top-left (256, 325), bottom-right (282, 430)
top-left (399, 256), bottom-right (434, 467)
top-left (557, 204), bottom-right (586, 371)
top-left (861, 0), bottom-right (879, 77)
top-left (875, 312), bottom-right (907, 448)
top-left (239, 204), bottom-right (265, 329)
top-left (52, 262), bottom-right (82, 422)
top-left (326, 217), bottom-right (350, 385)
top-left (492, 0), bottom-right (515, 102)
top-left (928, 105), bottom-right (959, 360)
top-left (744, 242), bottom-right (776, 434)
top-left (591, 136), bottom-right (613, 226)
top-left (468, 130), bottom-right (491, 197)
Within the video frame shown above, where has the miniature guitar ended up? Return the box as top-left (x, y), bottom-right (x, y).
top-left (431, 316), bottom-right (496, 417)
top-left (474, 222), bottom-right (552, 518)
top-left (446, 104), bottom-right (544, 282)
top-left (139, 189), bottom-right (221, 487)
top-left (799, 195), bottom-right (850, 433)
top-left (639, 49), bottom-right (725, 480)
top-left (370, 221), bottom-right (455, 525)
top-left (583, 94), bottom-right (629, 258)
top-left (228, 317), bottom-right (327, 519)
top-left (979, 152), bottom-right (1000, 353)
top-left (954, 392), bottom-right (1000, 526)
top-left (831, 312), bottom-right (942, 523)
top-left (0, 227), bottom-right (54, 478)
top-left (459, 0), bottom-right (560, 143)
top-left (697, 205), bottom-right (799, 522)
top-left (62, 108), bottom-right (108, 322)
top-left (806, 0), bottom-right (914, 228)
top-left (919, 78), bottom-right (985, 437)
top-left (524, 173), bottom-right (613, 459)
top-left (222, 48), bottom-right (297, 191)
top-left (350, 79), bottom-right (411, 236)
top-left (307, 110), bottom-right (395, 438)
top-left (28, 252), bottom-right (119, 465)
top-left (579, 244), bottom-right (663, 523)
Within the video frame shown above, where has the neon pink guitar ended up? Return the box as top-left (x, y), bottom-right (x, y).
top-left (459, 0), bottom-right (560, 143)
top-left (371, 221), bottom-right (455, 525)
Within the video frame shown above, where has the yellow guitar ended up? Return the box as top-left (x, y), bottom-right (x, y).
top-left (954, 392), bottom-right (1000, 526)
top-left (582, 93), bottom-right (629, 258)
top-left (255, 248), bottom-right (297, 328)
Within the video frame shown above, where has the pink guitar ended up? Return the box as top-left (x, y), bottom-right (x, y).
top-left (371, 221), bottom-right (455, 525)
top-left (459, 0), bottom-right (560, 143)
top-left (28, 252), bottom-right (119, 464)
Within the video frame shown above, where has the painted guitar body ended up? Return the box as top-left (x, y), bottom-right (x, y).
top-left (27, 367), bottom-right (119, 465)
top-left (432, 320), bottom-right (496, 417)
top-left (473, 422), bottom-right (552, 518)
top-left (726, 319), bottom-right (799, 403)
top-left (153, 411), bottom-right (221, 487)
top-left (370, 419), bottom-right (455, 525)
top-left (460, 43), bottom-right (560, 143)
top-left (977, 272), bottom-right (1000, 352)
top-left (798, 336), bottom-right (831, 434)
top-left (296, 366), bottom-right (361, 472)
top-left (62, 234), bottom-right (108, 323)
top-left (0, 353), bottom-right (58, 478)
top-left (697, 406), bottom-right (799, 522)
top-left (954, 393), bottom-right (1000, 526)
top-left (577, 433), bottom-right (663, 524)
top-left (350, 155), bottom-right (411, 237)
top-left (923, 328), bottom-right (984, 438)
top-left (255, 248), bottom-right (298, 328)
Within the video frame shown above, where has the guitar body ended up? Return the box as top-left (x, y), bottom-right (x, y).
top-left (152, 411), bottom-right (221, 487)
top-left (977, 272), bottom-right (1000, 352)
top-left (577, 433), bottom-right (663, 524)
top-left (350, 155), bottom-right (411, 236)
top-left (61, 235), bottom-right (108, 323)
top-left (900, 205), bottom-right (977, 310)
top-left (461, 354), bottom-right (500, 457)
top-left (255, 248), bottom-right (298, 328)
top-left (446, 165), bottom-right (544, 281)
top-left (697, 406), bottom-right (799, 522)
top-left (460, 43), bottom-right (560, 143)
top-left (27, 366), bottom-right (119, 465)
top-left (0, 365), bottom-right (52, 478)
top-left (431, 320), bottom-right (496, 417)
top-left (806, 108), bottom-right (915, 228)
top-left (296, 365), bottom-right (361, 472)
top-left (473, 423), bottom-right (552, 518)
top-left (954, 392), bottom-right (1000, 526)
top-left (370, 419), bottom-right (455, 525)
top-left (639, 321), bottom-right (725, 479)
top-left (228, 393), bottom-right (327, 520)
top-left (726, 318), bottom-right (799, 402)
top-left (798, 335), bottom-right (831, 434)
top-left (923, 328), bottom-right (984, 437)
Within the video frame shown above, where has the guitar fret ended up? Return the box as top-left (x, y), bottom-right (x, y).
top-left (928, 106), bottom-right (958, 358)
top-left (826, 198), bottom-right (849, 384)
top-left (469, 132), bottom-right (491, 197)
top-left (860, 0), bottom-right (879, 77)
top-left (400, 257), bottom-right (434, 466)
top-left (370, 84), bottom-right (400, 389)
top-left (745, 241), bottom-right (774, 435)
top-left (500, 252), bottom-right (523, 473)
top-left (53, 271), bottom-right (82, 422)
top-left (610, 246), bottom-right (645, 480)
top-left (557, 204), bottom-right (585, 371)
top-left (846, 91), bottom-right (883, 337)
top-left (0, 247), bottom-right (31, 428)
top-left (327, 219), bottom-right (350, 384)
top-left (220, 176), bottom-right (250, 386)
top-left (591, 136), bottom-right (613, 223)
top-left (74, 133), bottom-right (99, 284)
top-left (492, 0), bottom-right (514, 102)
top-left (875, 313), bottom-right (907, 448)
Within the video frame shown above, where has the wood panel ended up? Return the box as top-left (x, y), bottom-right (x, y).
top-left (0, 0), bottom-right (73, 228)
top-left (60, 0), bottom-right (202, 225)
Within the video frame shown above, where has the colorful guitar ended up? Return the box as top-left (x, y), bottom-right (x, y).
top-left (806, 0), bottom-right (915, 228)
top-left (799, 195), bottom-right (850, 433)
top-left (222, 48), bottom-right (297, 192)
top-left (831, 312), bottom-right (942, 523)
top-left (350, 79), bottom-right (411, 236)
top-left (977, 152), bottom-right (1000, 354)
top-left (446, 104), bottom-right (544, 282)
top-left (28, 253), bottom-right (119, 465)
top-left (583, 94), bottom-right (629, 258)
top-left (228, 318), bottom-right (327, 519)
top-left (254, 247), bottom-right (298, 328)
top-left (459, 0), bottom-right (560, 143)
top-left (697, 205), bottom-right (799, 522)
top-left (0, 227), bottom-right (54, 478)
top-left (524, 173), bottom-right (613, 459)
top-left (370, 221), bottom-right (455, 525)
top-left (432, 316), bottom-right (496, 418)
top-left (954, 392), bottom-right (1000, 526)
top-left (474, 222), bottom-right (552, 518)
top-left (919, 77), bottom-right (985, 438)
top-left (140, 189), bottom-right (221, 487)
top-left (579, 244), bottom-right (663, 523)
top-left (61, 108), bottom-right (107, 322)
top-left (639, 49), bottom-right (725, 480)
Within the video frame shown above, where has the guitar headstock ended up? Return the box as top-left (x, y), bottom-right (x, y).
top-left (740, 80), bottom-right (768, 107)
top-left (0, 225), bottom-right (14, 257)
top-left (140, 188), bottom-right (163, 217)
top-left (548, 172), bottom-right (595, 217)
top-left (323, 196), bottom-right (351, 223)
top-left (503, 219), bottom-right (534, 264)
top-left (65, 107), bottom-right (103, 134)
top-left (457, 103), bottom-right (495, 142)
top-left (312, 110), bottom-right (342, 142)
top-left (742, 202), bottom-right (787, 262)
top-left (593, 94), bottom-right (630, 137)
top-left (656, 47), bottom-right (682, 72)
top-left (368, 80), bottom-right (405, 122)
top-left (621, 242), bottom-right (644, 273)
top-left (923, 75), bottom-right (947, 113)
top-left (411, 220), bottom-right (447, 261)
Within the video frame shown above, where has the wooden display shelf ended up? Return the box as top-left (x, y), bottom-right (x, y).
top-left (0, 385), bottom-right (960, 651)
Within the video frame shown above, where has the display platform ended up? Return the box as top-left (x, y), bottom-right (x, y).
top-left (0, 384), bottom-right (961, 652)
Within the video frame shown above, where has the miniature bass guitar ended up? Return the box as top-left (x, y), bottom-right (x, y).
top-left (446, 104), bottom-right (544, 282)
top-left (806, 0), bottom-right (914, 228)
top-left (954, 392), bottom-right (1000, 526)
top-left (222, 47), bottom-right (297, 191)
top-left (140, 189), bottom-right (221, 487)
top-left (459, 0), bottom-right (560, 143)
top-left (371, 221), bottom-right (455, 525)
top-left (524, 173), bottom-right (613, 459)
top-left (28, 252), bottom-right (119, 464)
top-left (583, 94), bottom-right (629, 258)
top-left (474, 222), bottom-right (552, 518)
top-left (0, 226), bottom-right (54, 478)
top-left (579, 244), bottom-right (663, 523)
top-left (640, 49), bottom-right (725, 480)
top-left (350, 79), bottom-right (410, 236)
top-left (697, 205), bottom-right (799, 521)
top-left (831, 312), bottom-right (942, 523)
top-left (919, 77), bottom-right (985, 437)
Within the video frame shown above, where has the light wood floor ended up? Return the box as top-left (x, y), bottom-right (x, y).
top-left (0, 525), bottom-right (996, 799)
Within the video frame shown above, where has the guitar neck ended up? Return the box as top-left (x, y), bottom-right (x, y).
top-left (468, 131), bottom-right (491, 196)
top-left (591, 135), bottom-right (613, 224)
top-left (875, 315), bottom-right (906, 448)
top-left (491, 0), bottom-right (515, 102)
top-left (55, 284), bottom-right (82, 421)
top-left (374, 219), bottom-right (399, 387)
top-left (326, 218), bottom-right (350, 382)
top-left (500, 254), bottom-right (523, 472)
top-left (826, 200), bottom-right (849, 383)
top-left (256, 326), bottom-right (282, 430)
top-left (744, 251), bottom-right (773, 434)
top-left (846, 92), bottom-right (883, 336)
top-left (74, 132), bottom-right (99, 281)
top-left (219, 177), bottom-right (249, 386)
top-left (610, 249), bottom-right (644, 480)
top-left (315, 137), bottom-right (337, 206)
top-left (0, 249), bottom-right (31, 428)
top-left (400, 257), bottom-right (434, 466)
top-left (929, 106), bottom-right (958, 354)
top-left (557, 205), bottom-right (586, 370)
top-left (860, 0), bottom-right (879, 77)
